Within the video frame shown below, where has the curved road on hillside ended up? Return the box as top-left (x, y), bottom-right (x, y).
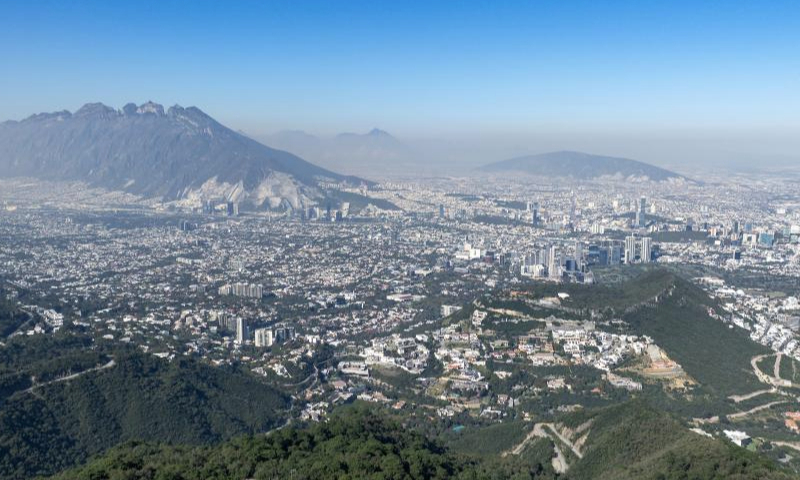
top-left (24, 359), bottom-right (116, 394)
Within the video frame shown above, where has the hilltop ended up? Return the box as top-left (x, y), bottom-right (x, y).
top-left (0, 102), bottom-right (367, 210)
top-left (478, 151), bottom-right (688, 182)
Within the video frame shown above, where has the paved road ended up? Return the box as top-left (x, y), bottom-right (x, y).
top-left (550, 441), bottom-right (568, 474)
top-left (772, 441), bottom-right (800, 453)
top-left (504, 424), bottom-right (569, 473)
top-left (728, 388), bottom-right (776, 403)
top-left (728, 400), bottom-right (789, 420)
top-left (24, 359), bottom-right (116, 393)
top-left (750, 353), bottom-right (791, 388)
top-left (506, 424), bottom-right (543, 456)
top-left (504, 422), bottom-right (583, 473)
top-left (544, 424), bottom-right (584, 459)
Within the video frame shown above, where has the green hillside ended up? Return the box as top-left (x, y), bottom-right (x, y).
top-left (526, 268), bottom-right (769, 400)
top-left (48, 402), bottom-right (797, 480)
top-left (0, 335), bottom-right (289, 479)
top-left (48, 408), bottom-right (482, 480)
top-left (621, 272), bottom-right (770, 398)
top-left (565, 401), bottom-right (793, 480)
top-left (47, 404), bottom-right (553, 480)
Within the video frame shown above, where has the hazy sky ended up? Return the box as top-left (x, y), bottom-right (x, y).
top-left (1, 0), bottom-right (799, 168)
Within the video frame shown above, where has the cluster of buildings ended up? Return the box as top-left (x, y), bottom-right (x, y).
top-left (254, 324), bottom-right (297, 347)
top-left (1, 170), bottom-right (799, 438)
top-left (218, 282), bottom-right (264, 298)
top-left (704, 278), bottom-right (800, 361)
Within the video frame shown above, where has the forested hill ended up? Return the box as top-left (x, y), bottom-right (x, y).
top-left (564, 401), bottom-right (793, 480)
top-left (47, 404), bottom-right (556, 480)
top-left (0, 335), bottom-right (289, 479)
top-left (0, 290), bottom-right (29, 338)
top-left (48, 402), bottom-right (796, 480)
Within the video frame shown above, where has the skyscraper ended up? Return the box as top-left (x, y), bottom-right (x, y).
top-left (635, 196), bottom-right (647, 228)
top-left (254, 327), bottom-right (274, 347)
top-left (548, 245), bottom-right (560, 279)
top-left (640, 237), bottom-right (652, 262)
top-left (609, 244), bottom-right (622, 265)
top-left (625, 235), bottom-right (638, 264)
top-left (235, 317), bottom-right (248, 344)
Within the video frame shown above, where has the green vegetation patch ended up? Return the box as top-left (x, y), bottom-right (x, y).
top-left (0, 336), bottom-right (288, 479)
top-left (566, 401), bottom-right (795, 480)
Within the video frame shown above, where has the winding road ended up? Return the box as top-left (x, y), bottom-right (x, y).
top-left (503, 423), bottom-right (583, 473)
top-left (24, 359), bottom-right (116, 394)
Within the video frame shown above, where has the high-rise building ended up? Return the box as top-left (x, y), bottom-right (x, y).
top-left (253, 324), bottom-right (296, 347)
top-left (537, 247), bottom-right (548, 267)
top-left (609, 244), bottom-right (622, 264)
top-left (273, 324), bottom-right (296, 342)
top-left (758, 232), bottom-right (775, 247)
top-left (254, 327), bottom-right (274, 347)
top-left (640, 237), bottom-right (652, 262)
top-left (235, 317), bottom-right (248, 344)
top-left (624, 236), bottom-right (653, 263)
top-left (548, 245), bottom-right (560, 279)
top-left (625, 235), bottom-right (638, 263)
top-left (635, 196), bottom-right (647, 228)
top-left (219, 283), bottom-right (263, 298)
top-left (564, 259), bottom-right (578, 272)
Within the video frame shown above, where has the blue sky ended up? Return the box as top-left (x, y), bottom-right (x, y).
top-left (1, 0), bottom-right (799, 139)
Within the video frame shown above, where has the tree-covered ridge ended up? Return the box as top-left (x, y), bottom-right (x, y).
top-left (48, 402), bottom-right (798, 480)
top-left (621, 273), bottom-right (770, 398)
top-left (565, 401), bottom-right (794, 480)
top-left (0, 335), bottom-right (289, 479)
top-left (48, 404), bottom-right (560, 480)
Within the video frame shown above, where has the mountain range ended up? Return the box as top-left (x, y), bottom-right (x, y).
top-left (263, 128), bottom-right (418, 176)
top-left (478, 150), bottom-right (688, 182)
top-left (0, 102), bottom-right (366, 210)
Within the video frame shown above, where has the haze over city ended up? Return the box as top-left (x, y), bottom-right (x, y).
top-left (2, 0), bottom-right (799, 173)
top-left (3, 2), bottom-right (800, 480)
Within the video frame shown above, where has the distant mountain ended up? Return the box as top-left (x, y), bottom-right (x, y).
top-left (268, 129), bottom-right (323, 148)
top-left (478, 150), bottom-right (688, 181)
top-left (264, 128), bottom-right (417, 176)
top-left (0, 102), bottom-right (367, 210)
